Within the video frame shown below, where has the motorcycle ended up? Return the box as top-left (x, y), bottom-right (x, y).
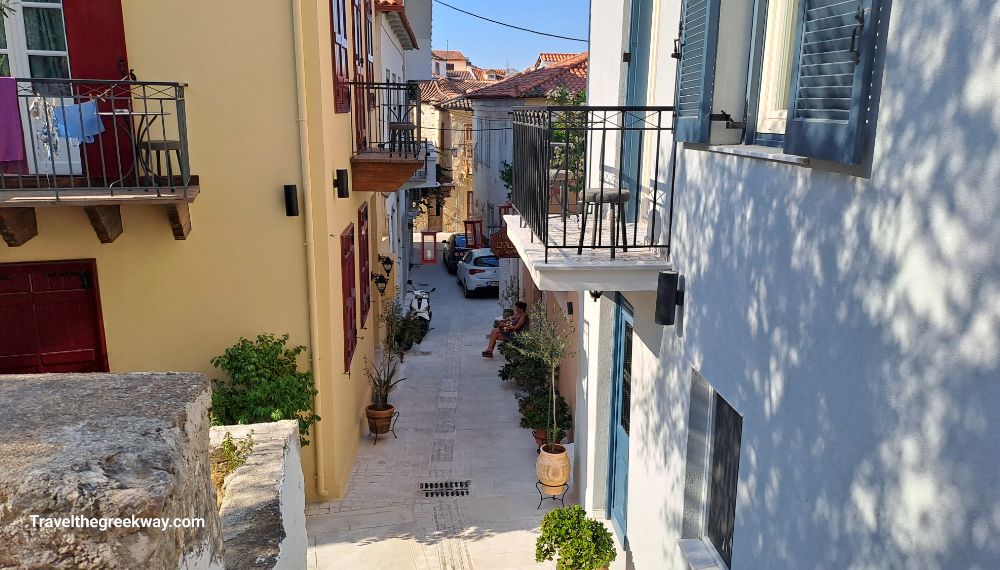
top-left (404, 279), bottom-right (435, 342)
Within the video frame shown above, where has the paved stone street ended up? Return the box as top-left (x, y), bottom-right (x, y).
top-left (307, 260), bottom-right (565, 569)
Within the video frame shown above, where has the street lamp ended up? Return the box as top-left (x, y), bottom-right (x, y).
top-left (371, 273), bottom-right (389, 296)
top-left (379, 255), bottom-right (394, 275)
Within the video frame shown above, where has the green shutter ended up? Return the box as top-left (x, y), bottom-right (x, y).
top-left (784, 0), bottom-right (882, 163)
top-left (674, 0), bottom-right (721, 143)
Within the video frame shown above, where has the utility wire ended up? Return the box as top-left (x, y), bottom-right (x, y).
top-left (432, 0), bottom-right (588, 43)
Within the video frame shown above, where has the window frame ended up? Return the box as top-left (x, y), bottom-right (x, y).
top-left (680, 370), bottom-right (743, 569)
top-left (340, 223), bottom-right (357, 371)
top-left (743, 0), bottom-right (783, 147)
top-left (1, 0), bottom-right (72, 79)
top-left (330, 0), bottom-right (351, 113)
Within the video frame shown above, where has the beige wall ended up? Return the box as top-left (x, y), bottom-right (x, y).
top-left (0, 0), bottom-right (390, 503)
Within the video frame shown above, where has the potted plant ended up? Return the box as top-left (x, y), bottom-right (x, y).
top-left (517, 388), bottom-right (572, 448)
top-left (364, 351), bottom-right (406, 435)
top-left (498, 336), bottom-right (547, 388)
top-left (380, 296), bottom-right (422, 359)
top-left (507, 302), bottom-right (576, 491)
top-left (536, 505), bottom-right (617, 570)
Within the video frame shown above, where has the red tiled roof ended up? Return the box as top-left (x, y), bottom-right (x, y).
top-left (432, 50), bottom-right (468, 62)
top-left (375, 0), bottom-right (418, 49)
top-left (419, 78), bottom-right (492, 104)
top-left (375, 0), bottom-right (402, 6)
top-left (536, 53), bottom-right (577, 66)
top-left (466, 52), bottom-right (588, 100)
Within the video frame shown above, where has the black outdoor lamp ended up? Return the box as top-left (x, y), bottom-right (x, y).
top-left (371, 273), bottom-right (389, 296)
top-left (379, 255), bottom-right (394, 275)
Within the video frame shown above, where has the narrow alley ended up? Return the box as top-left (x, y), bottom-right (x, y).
top-left (306, 261), bottom-right (565, 569)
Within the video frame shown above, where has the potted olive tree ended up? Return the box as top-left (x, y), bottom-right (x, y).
top-left (536, 505), bottom-right (617, 570)
top-left (507, 301), bottom-right (575, 492)
top-left (364, 351), bottom-right (405, 436)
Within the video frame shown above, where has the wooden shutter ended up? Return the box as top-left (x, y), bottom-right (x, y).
top-left (341, 224), bottom-right (357, 371)
top-left (364, 0), bottom-right (375, 83)
top-left (674, 0), bottom-right (721, 143)
top-left (331, 0), bottom-right (351, 113)
top-left (783, 0), bottom-right (882, 163)
top-left (358, 202), bottom-right (371, 328)
top-left (707, 394), bottom-right (742, 568)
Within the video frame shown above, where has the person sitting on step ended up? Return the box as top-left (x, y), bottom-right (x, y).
top-left (482, 301), bottom-right (528, 357)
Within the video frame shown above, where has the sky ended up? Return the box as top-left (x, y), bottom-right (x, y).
top-left (431, 0), bottom-right (590, 72)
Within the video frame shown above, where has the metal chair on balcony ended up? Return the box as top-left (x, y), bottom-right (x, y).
top-left (388, 121), bottom-right (416, 157)
top-left (578, 187), bottom-right (631, 256)
top-left (141, 139), bottom-right (188, 187)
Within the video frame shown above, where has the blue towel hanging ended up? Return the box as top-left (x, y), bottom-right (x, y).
top-left (54, 100), bottom-right (105, 144)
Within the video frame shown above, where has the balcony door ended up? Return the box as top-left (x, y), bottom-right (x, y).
top-left (0, 0), bottom-right (81, 175)
top-left (621, 0), bottom-right (653, 218)
top-left (607, 295), bottom-right (634, 542)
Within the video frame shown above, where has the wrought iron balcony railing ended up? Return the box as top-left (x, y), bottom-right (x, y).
top-left (349, 81), bottom-right (423, 160)
top-left (511, 106), bottom-right (675, 262)
top-left (0, 78), bottom-right (192, 200)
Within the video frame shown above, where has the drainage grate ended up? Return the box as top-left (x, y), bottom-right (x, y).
top-left (419, 480), bottom-right (471, 497)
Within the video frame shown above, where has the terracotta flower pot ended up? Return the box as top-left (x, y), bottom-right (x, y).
top-left (365, 403), bottom-right (395, 434)
top-left (532, 428), bottom-right (547, 447)
top-left (536, 443), bottom-right (570, 493)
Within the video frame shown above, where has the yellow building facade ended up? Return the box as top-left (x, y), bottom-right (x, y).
top-left (0, 0), bottom-right (425, 501)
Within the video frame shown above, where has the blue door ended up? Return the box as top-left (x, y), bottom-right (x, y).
top-left (622, 0), bottom-right (653, 218)
top-left (608, 297), bottom-right (634, 539)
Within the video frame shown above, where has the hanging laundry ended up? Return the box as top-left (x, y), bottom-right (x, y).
top-left (54, 100), bottom-right (105, 144)
top-left (0, 77), bottom-right (28, 173)
top-left (29, 96), bottom-right (60, 160)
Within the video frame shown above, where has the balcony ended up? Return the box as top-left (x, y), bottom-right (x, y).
top-left (507, 106), bottom-right (675, 291)
top-left (349, 82), bottom-right (427, 193)
top-left (0, 79), bottom-right (197, 245)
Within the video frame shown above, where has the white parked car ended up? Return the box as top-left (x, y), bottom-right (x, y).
top-left (456, 248), bottom-right (500, 298)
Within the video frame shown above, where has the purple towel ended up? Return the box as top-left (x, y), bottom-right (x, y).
top-left (0, 77), bottom-right (28, 172)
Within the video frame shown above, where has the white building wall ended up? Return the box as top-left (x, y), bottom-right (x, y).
top-left (379, 16), bottom-right (405, 82)
top-left (469, 99), bottom-right (514, 228)
top-left (582, 0), bottom-right (1000, 568)
top-left (403, 0), bottom-right (432, 80)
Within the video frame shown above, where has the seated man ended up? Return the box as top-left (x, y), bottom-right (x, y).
top-left (483, 301), bottom-right (528, 357)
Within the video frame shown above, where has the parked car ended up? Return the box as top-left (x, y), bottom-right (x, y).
top-left (456, 248), bottom-right (500, 298)
top-left (441, 233), bottom-right (469, 274)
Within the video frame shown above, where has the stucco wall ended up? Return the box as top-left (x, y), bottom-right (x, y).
top-left (379, 14), bottom-right (405, 81)
top-left (584, 0), bottom-right (1000, 568)
top-left (0, 0), bottom-right (382, 503)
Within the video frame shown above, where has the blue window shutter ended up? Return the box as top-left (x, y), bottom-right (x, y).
top-left (784, 0), bottom-right (882, 163)
top-left (674, 0), bottom-right (722, 143)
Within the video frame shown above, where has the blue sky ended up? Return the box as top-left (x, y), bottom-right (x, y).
top-left (431, 0), bottom-right (590, 71)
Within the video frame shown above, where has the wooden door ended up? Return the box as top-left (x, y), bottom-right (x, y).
top-left (0, 260), bottom-right (108, 374)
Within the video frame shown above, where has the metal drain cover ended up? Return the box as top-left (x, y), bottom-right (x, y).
top-left (419, 480), bottom-right (471, 497)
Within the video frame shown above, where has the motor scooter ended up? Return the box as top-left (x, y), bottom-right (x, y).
top-left (404, 279), bottom-right (435, 342)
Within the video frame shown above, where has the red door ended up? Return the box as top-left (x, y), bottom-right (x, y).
top-left (0, 260), bottom-right (109, 374)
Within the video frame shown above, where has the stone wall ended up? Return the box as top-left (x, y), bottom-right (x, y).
top-left (210, 421), bottom-right (306, 570)
top-left (0, 373), bottom-right (223, 569)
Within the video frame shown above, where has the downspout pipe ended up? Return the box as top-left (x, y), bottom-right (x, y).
top-left (292, 0), bottom-right (331, 498)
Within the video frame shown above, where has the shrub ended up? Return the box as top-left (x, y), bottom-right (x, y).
top-left (498, 335), bottom-right (548, 386)
top-left (517, 388), bottom-right (572, 442)
top-left (210, 333), bottom-right (320, 446)
top-left (536, 505), bottom-right (617, 570)
top-left (380, 296), bottom-right (423, 353)
top-left (365, 351), bottom-right (406, 406)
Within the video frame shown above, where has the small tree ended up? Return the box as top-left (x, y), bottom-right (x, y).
top-left (507, 301), bottom-right (575, 446)
top-left (210, 334), bottom-right (320, 446)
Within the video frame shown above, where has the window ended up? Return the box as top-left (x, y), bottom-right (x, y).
top-left (363, 0), bottom-right (373, 83)
top-left (357, 202), bottom-right (370, 328)
top-left (676, 0), bottom-right (886, 165)
top-left (754, 0), bottom-right (799, 137)
top-left (330, 0), bottom-right (350, 113)
top-left (466, 190), bottom-right (473, 217)
top-left (446, 63), bottom-right (455, 71)
top-left (473, 255), bottom-right (499, 268)
top-left (681, 370), bottom-right (743, 568)
top-left (0, 0), bottom-right (71, 78)
top-left (340, 224), bottom-right (357, 371)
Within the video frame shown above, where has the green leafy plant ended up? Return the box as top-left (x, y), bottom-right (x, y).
top-left (499, 160), bottom-right (513, 200)
top-left (210, 333), bottom-right (320, 446)
top-left (536, 505), bottom-right (617, 570)
top-left (380, 296), bottom-right (423, 353)
top-left (0, 2), bottom-right (14, 18)
top-left (507, 302), bottom-right (576, 446)
top-left (517, 388), bottom-right (572, 442)
top-left (547, 88), bottom-right (587, 196)
top-left (218, 430), bottom-right (254, 473)
top-left (497, 334), bottom-right (547, 383)
top-left (365, 351), bottom-right (406, 406)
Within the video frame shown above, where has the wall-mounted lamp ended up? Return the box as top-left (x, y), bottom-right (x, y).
top-left (589, 290), bottom-right (603, 301)
top-left (654, 271), bottom-right (685, 326)
top-left (371, 273), bottom-right (389, 296)
top-left (283, 184), bottom-right (300, 216)
top-left (567, 301), bottom-right (574, 315)
top-left (335, 168), bottom-right (349, 198)
top-left (379, 255), bottom-right (394, 275)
